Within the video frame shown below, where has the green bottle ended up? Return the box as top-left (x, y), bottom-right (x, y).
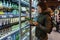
top-left (26, 17), bottom-right (33, 21)
top-left (16, 33), bottom-right (20, 40)
top-left (0, 1), bottom-right (2, 7)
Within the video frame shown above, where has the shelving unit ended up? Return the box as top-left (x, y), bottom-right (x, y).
top-left (0, 0), bottom-right (38, 40)
top-left (20, 0), bottom-right (30, 40)
top-left (0, 0), bottom-right (20, 40)
top-left (20, 0), bottom-right (38, 40)
top-left (20, 0), bottom-right (29, 7)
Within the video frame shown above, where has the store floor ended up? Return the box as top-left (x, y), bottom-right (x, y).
top-left (48, 28), bottom-right (60, 40)
top-left (32, 27), bottom-right (60, 40)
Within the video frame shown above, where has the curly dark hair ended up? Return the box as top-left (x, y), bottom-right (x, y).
top-left (37, 2), bottom-right (48, 11)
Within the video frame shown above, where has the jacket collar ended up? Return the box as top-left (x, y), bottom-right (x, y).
top-left (39, 12), bottom-right (50, 15)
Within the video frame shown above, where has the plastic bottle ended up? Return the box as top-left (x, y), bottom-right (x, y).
top-left (6, 1), bottom-right (9, 8)
top-left (3, 0), bottom-right (6, 7)
top-left (9, 2), bottom-right (12, 8)
top-left (0, 1), bottom-right (3, 8)
top-left (0, 19), bottom-right (2, 29)
top-left (12, 3), bottom-right (14, 8)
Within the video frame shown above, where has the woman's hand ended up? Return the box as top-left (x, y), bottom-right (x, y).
top-left (33, 22), bottom-right (38, 26)
top-left (29, 20), bottom-right (38, 26)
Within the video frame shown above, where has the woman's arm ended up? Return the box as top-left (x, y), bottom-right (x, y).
top-left (38, 15), bottom-right (52, 33)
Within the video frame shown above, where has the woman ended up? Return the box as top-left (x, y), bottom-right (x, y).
top-left (30, 2), bottom-right (52, 40)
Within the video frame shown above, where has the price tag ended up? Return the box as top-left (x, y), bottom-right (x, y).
top-left (9, 15), bottom-right (13, 17)
top-left (21, 17), bottom-right (25, 20)
top-left (2, 15), bottom-right (6, 18)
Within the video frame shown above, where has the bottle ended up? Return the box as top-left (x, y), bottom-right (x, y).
top-left (13, 18), bottom-right (15, 23)
top-left (16, 18), bottom-right (19, 22)
top-left (10, 18), bottom-right (12, 23)
top-left (0, 29), bottom-right (3, 37)
top-left (0, 30), bottom-right (2, 37)
top-left (12, 10), bottom-right (17, 15)
top-left (2, 19), bottom-right (6, 35)
top-left (0, 19), bottom-right (2, 29)
top-left (3, 0), bottom-right (6, 7)
top-left (0, 1), bottom-right (3, 8)
top-left (14, 18), bottom-right (15, 23)
top-left (2, 19), bottom-right (5, 26)
top-left (0, 19), bottom-right (3, 36)
top-left (9, 2), bottom-right (12, 8)
top-left (6, 1), bottom-right (9, 8)
top-left (11, 3), bottom-right (14, 9)
top-left (6, 19), bottom-right (11, 33)
top-left (12, 18), bottom-right (14, 23)
top-left (6, 18), bottom-right (9, 25)
top-left (16, 33), bottom-right (20, 40)
top-left (26, 17), bottom-right (33, 21)
top-left (8, 18), bottom-right (12, 32)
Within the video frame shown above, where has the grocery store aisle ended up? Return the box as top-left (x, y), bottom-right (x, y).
top-left (48, 28), bottom-right (60, 40)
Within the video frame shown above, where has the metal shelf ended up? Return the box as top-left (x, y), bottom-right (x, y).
top-left (21, 28), bottom-right (30, 36)
top-left (22, 32), bottom-right (30, 40)
top-left (0, 14), bottom-right (19, 19)
top-left (20, 0), bottom-right (29, 7)
top-left (0, 7), bottom-right (18, 10)
top-left (0, 0), bottom-right (20, 40)
top-left (0, 22), bottom-right (19, 30)
top-left (21, 20), bottom-right (27, 23)
top-left (21, 24), bottom-right (30, 29)
top-left (0, 28), bottom-right (20, 40)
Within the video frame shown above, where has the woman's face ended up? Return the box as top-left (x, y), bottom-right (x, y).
top-left (37, 6), bottom-right (42, 13)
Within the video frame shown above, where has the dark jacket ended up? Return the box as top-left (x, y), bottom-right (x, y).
top-left (35, 12), bottom-right (52, 40)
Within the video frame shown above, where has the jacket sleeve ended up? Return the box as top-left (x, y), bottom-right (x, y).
top-left (38, 15), bottom-right (52, 33)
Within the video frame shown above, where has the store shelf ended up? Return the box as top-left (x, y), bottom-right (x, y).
top-left (25, 26), bottom-right (30, 29)
top-left (21, 0), bottom-right (29, 7)
top-left (21, 24), bottom-right (30, 29)
top-left (0, 7), bottom-right (18, 10)
top-left (0, 22), bottom-right (19, 30)
top-left (22, 36), bottom-right (27, 40)
top-left (0, 14), bottom-right (19, 19)
top-left (26, 32), bottom-right (30, 36)
top-left (0, 28), bottom-right (20, 40)
top-left (22, 32), bottom-right (29, 40)
top-left (12, 0), bottom-right (19, 2)
top-left (22, 31), bottom-right (29, 40)
top-left (21, 28), bottom-right (30, 36)
top-left (22, 35), bottom-right (27, 40)
top-left (21, 1), bottom-right (30, 39)
top-left (0, 0), bottom-right (20, 40)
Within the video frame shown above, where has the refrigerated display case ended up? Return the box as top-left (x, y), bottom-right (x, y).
top-left (0, 0), bottom-right (38, 40)
top-left (0, 0), bottom-right (20, 40)
top-left (20, 0), bottom-right (30, 40)
top-left (20, 0), bottom-right (38, 40)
